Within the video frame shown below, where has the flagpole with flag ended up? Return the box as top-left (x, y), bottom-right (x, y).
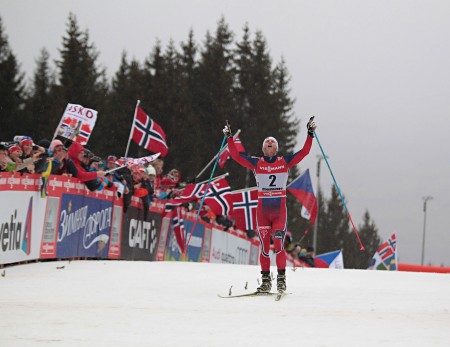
top-left (195, 129), bottom-right (241, 179)
top-left (124, 100), bottom-right (141, 158)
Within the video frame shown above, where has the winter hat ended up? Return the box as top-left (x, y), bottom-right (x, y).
top-left (107, 155), bottom-right (117, 163)
top-left (8, 145), bottom-right (22, 155)
top-left (50, 139), bottom-right (65, 153)
top-left (145, 165), bottom-right (156, 176)
top-left (20, 138), bottom-right (33, 147)
top-left (262, 137), bottom-right (278, 151)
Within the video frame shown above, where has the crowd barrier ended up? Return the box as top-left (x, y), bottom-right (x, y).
top-left (0, 173), bottom-right (261, 267)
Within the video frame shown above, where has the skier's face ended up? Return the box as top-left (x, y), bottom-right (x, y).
top-left (262, 137), bottom-right (278, 157)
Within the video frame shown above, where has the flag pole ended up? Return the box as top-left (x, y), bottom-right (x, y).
top-left (197, 172), bottom-right (229, 185)
top-left (50, 103), bottom-right (70, 147)
top-left (195, 129), bottom-right (241, 179)
top-left (124, 100), bottom-right (141, 158)
top-left (314, 130), bottom-right (365, 250)
top-left (182, 130), bottom-right (229, 259)
top-left (231, 186), bottom-right (257, 194)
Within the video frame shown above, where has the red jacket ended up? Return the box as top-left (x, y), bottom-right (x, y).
top-left (67, 142), bottom-right (97, 182)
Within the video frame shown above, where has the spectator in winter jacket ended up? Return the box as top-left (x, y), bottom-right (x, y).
top-left (66, 142), bottom-right (105, 188)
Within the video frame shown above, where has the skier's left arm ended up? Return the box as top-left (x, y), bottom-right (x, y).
top-left (285, 117), bottom-right (317, 168)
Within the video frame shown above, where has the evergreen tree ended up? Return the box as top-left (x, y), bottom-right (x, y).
top-left (24, 48), bottom-right (56, 140)
top-left (317, 185), bottom-right (351, 254)
top-left (101, 52), bottom-right (146, 157)
top-left (195, 17), bottom-right (235, 178)
top-left (0, 17), bottom-right (26, 141)
top-left (54, 13), bottom-right (108, 150)
top-left (344, 210), bottom-right (381, 269)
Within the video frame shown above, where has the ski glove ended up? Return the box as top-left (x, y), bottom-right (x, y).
top-left (223, 124), bottom-right (233, 138)
top-left (307, 116), bottom-right (317, 137)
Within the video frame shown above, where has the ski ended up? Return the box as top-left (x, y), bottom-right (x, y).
top-left (218, 292), bottom-right (277, 299)
top-left (275, 291), bottom-right (286, 301)
top-left (218, 292), bottom-right (290, 299)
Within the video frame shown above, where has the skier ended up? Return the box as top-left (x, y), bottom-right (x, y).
top-left (223, 117), bottom-right (317, 293)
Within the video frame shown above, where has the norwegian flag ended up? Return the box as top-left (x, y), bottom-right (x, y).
top-left (163, 182), bottom-right (206, 215)
top-left (131, 106), bottom-right (168, 157)
top-left (230, 187), bottom-right (258, 231)
top-left (218, 134), bottom-right (245, 168)
top-left (203, 178), bottom-right (234, 216)
top-left (368, 233), bottom-right (398, 270)
top-left (172, 206), bottom-right (186, 253)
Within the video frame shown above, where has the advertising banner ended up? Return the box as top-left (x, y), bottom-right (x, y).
top-left (56, 193), bottom-right (112, 258)
top-left (164, 218), bottom-right (205, 262)
top-left (120, 206), bottom-right (160, 261)
top-left (209, 228), bottom-right (252, 264)
top-left (0, 191), bottom-right (46, 265)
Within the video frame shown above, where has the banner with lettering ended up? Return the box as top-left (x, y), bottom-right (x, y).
top-left (56, 194), bottom-right (112, 258)
top-left (55, 103), bottom-right (98, 145)
top-left (120, 206), bottom-right (161, 261)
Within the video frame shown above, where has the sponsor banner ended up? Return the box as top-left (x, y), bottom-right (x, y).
top-left (164, 218), bottom-right (204, 262)
top-left (107, 204), bottom-right (123, 259)
top-left (156, 216), bottom-right (171, 261)
top-left (40, 197), bottom-right (60, 258)
top-left (210, 228), bottom-right (252, 265)
top-left (0, 191), bottom-right (46, 265)
top-left (201, 227), bottom-right (212, 263)
top-left (56, 194), bottom-right (112, 259)
top-left (121, 206), bottom-right (160, 261)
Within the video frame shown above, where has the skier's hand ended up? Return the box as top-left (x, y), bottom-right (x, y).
top-left (307, 116), bottom-right (317, 136)
top-left (223, 122), bottom-right (232, 138)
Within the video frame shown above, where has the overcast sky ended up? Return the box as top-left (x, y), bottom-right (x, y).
top-left (2, 0), bottom-right (449, 266)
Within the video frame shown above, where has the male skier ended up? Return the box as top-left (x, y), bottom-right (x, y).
top-left (223, 117), bottom-right (317, 293)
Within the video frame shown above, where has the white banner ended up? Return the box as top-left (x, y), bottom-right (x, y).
top-left (0, 191), bottom-right (46, 265)
top-left (55, 103), bottom-right (98, 145)
top-left (209, 228), bottom-right (252, 265)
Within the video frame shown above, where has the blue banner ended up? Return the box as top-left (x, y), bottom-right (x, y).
top-left (56, 194), bottom-right (113, 258)
top-left (165, 219), bottom-right (204, 262)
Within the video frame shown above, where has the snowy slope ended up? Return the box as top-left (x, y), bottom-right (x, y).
top-left (1, 261), bottom-right (449, 347)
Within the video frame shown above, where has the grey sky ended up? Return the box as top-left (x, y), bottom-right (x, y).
top-left (2, 0), bottom-right (449, 266)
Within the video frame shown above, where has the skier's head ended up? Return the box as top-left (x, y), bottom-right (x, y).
top-left (262, 137), bottom-right (278, 156)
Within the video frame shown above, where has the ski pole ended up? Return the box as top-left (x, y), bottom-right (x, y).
top-left (314, 130), bottom-right (365, 251)
top-left (182, 124), bottom-right (229, 259)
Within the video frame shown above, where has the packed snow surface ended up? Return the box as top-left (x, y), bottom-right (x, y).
top-left (1, 260), bottom-right (449, 346)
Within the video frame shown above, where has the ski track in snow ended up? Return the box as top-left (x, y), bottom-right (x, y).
top-left (1, 260), bottom-right (450, 347)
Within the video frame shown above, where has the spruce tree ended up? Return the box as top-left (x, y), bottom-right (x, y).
top-left (0, 17), bottom-right (26, 141)
top-left (54, 13), bottom-right (108, 150)
top-left (344, 210), bottom-right (381, 269)
top-left (24, 48), bottom-right (56, 140)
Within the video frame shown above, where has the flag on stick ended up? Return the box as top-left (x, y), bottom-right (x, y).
top-left (130, 105), bottom-right (168, 157)
top-left (368, 233), bottom-right (398, 270)
top-left (230, 187), bottom-right (258, 231)
top-left (287, 169), bottom-right (318, 225)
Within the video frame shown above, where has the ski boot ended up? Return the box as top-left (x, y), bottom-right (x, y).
top-left (256, 271), bottom-right (272, 293)
top-left (277, 269), bottom-right (286, 292)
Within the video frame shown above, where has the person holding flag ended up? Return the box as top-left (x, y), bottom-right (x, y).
top-left (223, 117), bottom-right (317, 293)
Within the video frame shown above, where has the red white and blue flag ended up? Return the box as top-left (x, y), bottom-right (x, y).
top-left (230, 187), bottom-right (258, 231)
top-left (203, 178), bottom-right (233, 216)
top-left (287, 169), bottom-right (318, 225)
top-left (218, 134), bottom-right (245, 168)
top-left (368, 233), bottom-right (398, 271)
top-left (163, 182), bottom-right (207, 215)
top-left (172, 206), bottom-right (186, 253)
top-left (131, 106), bottom-right (168, 157)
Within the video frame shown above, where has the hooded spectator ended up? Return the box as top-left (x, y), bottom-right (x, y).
top-left (66, 142), bottom-right (105, 187)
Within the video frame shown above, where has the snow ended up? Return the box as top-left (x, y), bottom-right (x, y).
top-left (1, 260), bottom-right (450, 346)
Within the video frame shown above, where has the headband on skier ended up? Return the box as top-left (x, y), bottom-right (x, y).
top-left (262, 137), bottom-right (278, 151)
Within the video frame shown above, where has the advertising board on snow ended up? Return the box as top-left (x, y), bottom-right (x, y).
top-left (120, 206), bottom-right (160, 261)
top-left (0, 191), bottom-right (46, 264)
top-left (56, 194), bottom-right (112, 259)
top-left (209, 227), bottom-right (252, 265)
